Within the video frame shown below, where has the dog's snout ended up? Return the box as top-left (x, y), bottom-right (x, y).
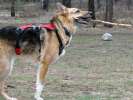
top-left (80, 13), bottom-right (91, 20)
top-left (88, 11), bottom-right (92, 14)
top-left (85, 11), bottom-right (92, 17)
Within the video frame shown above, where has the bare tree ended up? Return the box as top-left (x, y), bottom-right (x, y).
top-left (11, 0), bottom-right (16, 17)
top-left (127, 0), bottom-right (132, 10)
top-left (41, 0), bottom-right (49, 11)
top-left (62, 0), bottom-right (71, 7)
top-left (105, 0), bottom-right (114, 27)
top-left (88, 0), bottom-right (96, 27)
top-left (79, 0), bottom-right (83, 8)
top-left (114, 0), bottom-right (120, 3)
top-left (96, 0), bottom-right (101, 9)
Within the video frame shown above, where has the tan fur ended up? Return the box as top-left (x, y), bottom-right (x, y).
top-left (34, 4), bottom-right (88, 100)
top-left (0, 40), bottom-right (16, 100)
top-left (0, 3), bottom-right (88, 100)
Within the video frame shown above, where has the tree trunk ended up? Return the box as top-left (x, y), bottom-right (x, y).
top-left (79, 0), bottom-right (83, 8)
top-left (127, 0), bottom-right (132, 10)
top-left (41, 0), bottom-right (49, 11)
top-left (105, 0), bottom-right (113, 27)
top-left (11, 0), bottom-right (15, 17)
top-left (88, 0), bottom-right (96, 27)
top-left (62, 0), bottom-right (71, 7)
top-left (114, 0), bottom-right (119, 3)
top-left (96, 0), bottom-right (101, 9)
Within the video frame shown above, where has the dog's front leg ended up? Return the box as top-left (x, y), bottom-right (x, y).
top-left (9, 58), bottom-right (15, 75)
top-left (34, 61), bottom-right (49, 100)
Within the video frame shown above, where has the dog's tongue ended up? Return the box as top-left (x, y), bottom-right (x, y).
top-left (15, 48), bottom-right (21, 55)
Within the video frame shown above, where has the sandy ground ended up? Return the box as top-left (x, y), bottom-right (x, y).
top-left (0, 32), bottom-right (131, 100)
top-left (0, 11), bottom-right (133, 100)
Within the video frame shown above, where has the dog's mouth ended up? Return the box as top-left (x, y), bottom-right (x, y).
top-left (75, 12), bottom-right (91, 24)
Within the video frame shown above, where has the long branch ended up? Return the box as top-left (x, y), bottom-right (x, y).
top-left (92, 19), bottom-right (132, 27)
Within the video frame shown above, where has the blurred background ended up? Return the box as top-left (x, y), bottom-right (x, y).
top-left (0, 0), bottom-right (133, 25)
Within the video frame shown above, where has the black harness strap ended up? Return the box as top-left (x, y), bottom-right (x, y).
top-left (54, 29), bottom-right (65, 55)
top-left (50, 18), bottom-right (73, 55)
top-left (64, 27), bottom-right (71, 37)
top-left (54, 18), bottom-right (72, 37)
top-left (15, 28), bottom-right (23, 49)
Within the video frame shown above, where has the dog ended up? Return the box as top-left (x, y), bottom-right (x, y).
top-left (0, 3), bottom-right (89, 100)
top-left (34, 3), bottom-right (89, 100)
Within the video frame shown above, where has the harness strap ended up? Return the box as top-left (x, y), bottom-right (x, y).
top-left (14, 18), bottom-right (71, 55)
top-left (50, 17), bottom-right (74, 55)
top-left (51, 18), bottom-right (67, 55)
top-left (40, 21), bottom-right (64, 55)
top-left (52, 18), bottom-right (72, 37)
top-left (64, 27), bottom-right (71, 37)
top-left (54, 29), bottom-right (65, 55)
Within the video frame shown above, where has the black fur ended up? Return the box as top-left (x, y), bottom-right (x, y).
top-left (0, 26), bottom-right (42, 52)
top-left (16, 26), bottom-right (42, 52)
top-left (0, 26), bottom-right (21, 41)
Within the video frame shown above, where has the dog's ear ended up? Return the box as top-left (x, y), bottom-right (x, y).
top-left (56, 2), bottom-right (67, 12)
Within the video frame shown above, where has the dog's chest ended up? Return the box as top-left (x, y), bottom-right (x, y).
top-left (52, 35), bottom-right (72, 63)
top-left (66, 35), bottom-right (72, 47)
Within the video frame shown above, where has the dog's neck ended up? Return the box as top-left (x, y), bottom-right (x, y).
top-left (50, 16), bottom-right (74, 55)
top-left (51, 16), bottom-right (76, 36)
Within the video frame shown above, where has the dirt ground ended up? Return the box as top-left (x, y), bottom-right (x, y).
top-left (1, 11), bottom-right (133, 100)
top-left (0, 29), bottom-right (131, 100)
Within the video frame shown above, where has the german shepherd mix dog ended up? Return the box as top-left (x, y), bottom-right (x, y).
top-left (0, 3), bottom-right (89, 100)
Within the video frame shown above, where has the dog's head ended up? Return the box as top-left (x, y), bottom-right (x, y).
top-left (56, 3), bottom-right (90, 24)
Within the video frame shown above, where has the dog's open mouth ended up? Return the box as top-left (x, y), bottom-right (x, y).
top-left (75, 13), bottom-right (91, 24)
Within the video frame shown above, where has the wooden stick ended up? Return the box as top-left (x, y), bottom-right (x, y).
top-left (92, 19), bottom-right (133, 27)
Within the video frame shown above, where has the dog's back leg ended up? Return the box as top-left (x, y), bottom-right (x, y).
top-left (0, 81), bottom-right (17, 100)
top-left (0, 58), bottom-right (17, 100)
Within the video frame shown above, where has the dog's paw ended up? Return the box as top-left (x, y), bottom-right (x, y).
top-left (34, 95), bottom-right (44, 100)
top-left (35, 97), bottom-right (44, 100)
top-left (10, 97), bottom-right (18, 100)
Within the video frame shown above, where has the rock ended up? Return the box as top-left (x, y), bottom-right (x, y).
top-left (102, 33), bottom-right (112, 41)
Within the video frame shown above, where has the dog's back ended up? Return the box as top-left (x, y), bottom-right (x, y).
top-left (0, 26), bottom-right (19, 41)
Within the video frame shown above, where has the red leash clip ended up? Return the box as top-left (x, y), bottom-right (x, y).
top-left (15, 48), bottom-right (21, 55)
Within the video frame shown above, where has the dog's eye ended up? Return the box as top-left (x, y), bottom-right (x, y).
top-left (76, 10), bottom-right (80, 13)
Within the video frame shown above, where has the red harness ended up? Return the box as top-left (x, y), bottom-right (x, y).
top-left (40, 23), bottom-right (56, 30)
top-left (15, 23), bottom-right (56, 55)
top-left (19, 24), bottom-right (33, 30)
top-left (19, 23), bottom-right (56, 31)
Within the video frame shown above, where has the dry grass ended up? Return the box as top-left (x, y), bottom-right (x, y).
top-left (1, 32), bottom-right (132, 100)
top-left (0, 3), bottom-right (133, 100)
